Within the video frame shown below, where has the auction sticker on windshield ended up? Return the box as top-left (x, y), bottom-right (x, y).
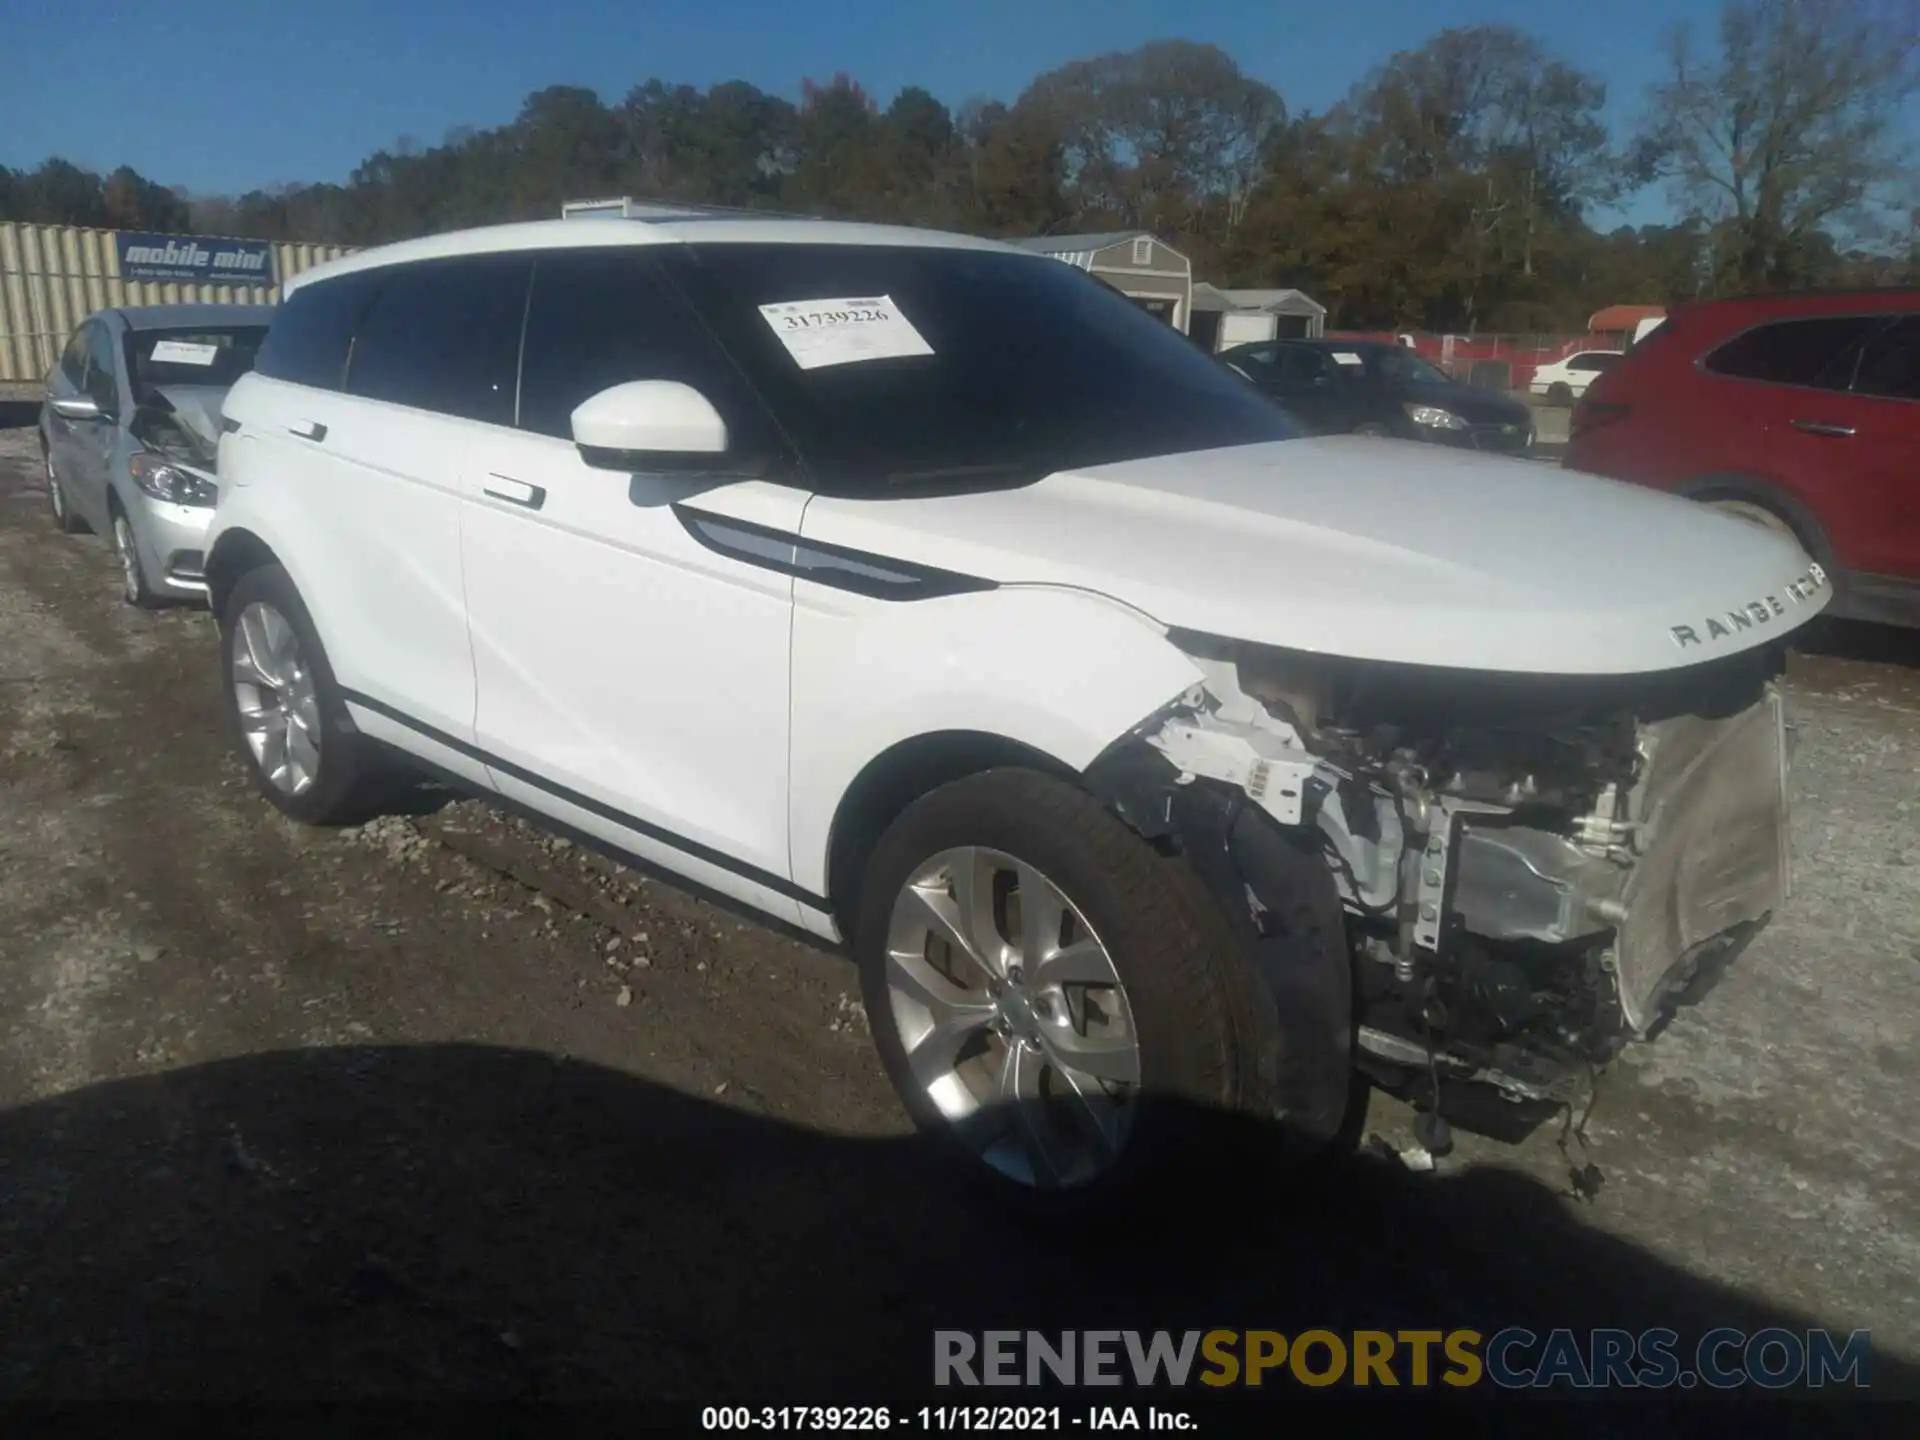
top-left (758, 295), bottom-right (934, 370)
top-left (1332, 351), bottom-right (1364, 365)
top-left (148, 340), bottom-right (220, 366)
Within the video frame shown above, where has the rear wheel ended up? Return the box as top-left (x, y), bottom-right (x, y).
top-left (220, 564), bottom-right (378, 824)
top-left (1546, 381), bottom-right (1573, 403)
top-left (855, 768), bottom-right (1280, 1205)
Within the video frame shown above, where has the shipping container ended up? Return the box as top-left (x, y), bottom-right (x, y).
top-left (0, 223), bottom-right (354, 383)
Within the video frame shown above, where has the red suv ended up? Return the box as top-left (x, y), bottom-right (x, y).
top-left (1563, 290), bottom-right (1919, 628)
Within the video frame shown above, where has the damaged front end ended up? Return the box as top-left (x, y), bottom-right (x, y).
top-left (127, 390), bottom-right (222, 520)
top-left (1089, 630), bottom-right (1792, 1126)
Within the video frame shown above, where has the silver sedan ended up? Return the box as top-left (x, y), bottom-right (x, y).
top-left (39, 304), bottom-right (273, 606)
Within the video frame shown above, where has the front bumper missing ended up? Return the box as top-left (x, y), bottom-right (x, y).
top-left (1443, 685), bottom-right (1790, 1038)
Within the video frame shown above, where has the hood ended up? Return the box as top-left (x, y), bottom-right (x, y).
top-left (798, 438), bottom-right (1830, 676)
top-left (149, 385), bottom-right (228, 452)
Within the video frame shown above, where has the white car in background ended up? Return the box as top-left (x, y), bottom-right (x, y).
top-left (203, 214), bottom-right (1827, 1202)
top-left (1530, 348), bottom-right (1624, 402)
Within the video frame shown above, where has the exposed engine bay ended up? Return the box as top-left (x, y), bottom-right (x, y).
top-left (1098, 630), bottom-right (1791, 1128)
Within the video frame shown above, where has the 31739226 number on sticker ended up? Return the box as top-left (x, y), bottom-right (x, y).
top-left (756, 294), bottom-right (935, 371)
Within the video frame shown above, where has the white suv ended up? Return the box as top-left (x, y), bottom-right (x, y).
top-left (207, 213), bottom-right (1830, 1198)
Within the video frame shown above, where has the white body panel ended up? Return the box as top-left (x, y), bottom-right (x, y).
top-left (457, 428), bottom-right (807, 922)
top-left (222, 376), bottom-right (479, 741)
top-left (785, 581), bottom-right (1205, 909)
top-left (799, 438), bottom-right (1828, 676)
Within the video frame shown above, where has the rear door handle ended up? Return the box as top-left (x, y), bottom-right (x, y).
top-left (288, 418), bottom-right (327, 441)
top-left (481, 475), bottom-right (546, 510)
top-left (1790, 419), bottom-right (1855, 438)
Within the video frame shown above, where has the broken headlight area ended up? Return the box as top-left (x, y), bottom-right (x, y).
top-left (1123, 630), bottom-right (1791, 1110)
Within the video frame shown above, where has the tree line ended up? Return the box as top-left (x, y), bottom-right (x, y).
top-left (3, 0), bottom-right (1914, 332)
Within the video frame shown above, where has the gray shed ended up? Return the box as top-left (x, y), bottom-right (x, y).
top-left (1011, 231), bottom-right (1193, 333)
top-left (1188, 284), bottom-right (1327, 352)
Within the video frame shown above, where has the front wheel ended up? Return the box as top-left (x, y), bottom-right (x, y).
top-left (855, 768), bottom-right (1276, 1204)
top-left (45, 445), bottom-right (83, 534)
top-left (111, 508), bottom-right (157, 608)
top-left (219, 564), bottom-right (378, 824)
top-left (1546, 381), bottom-right (1573, 403)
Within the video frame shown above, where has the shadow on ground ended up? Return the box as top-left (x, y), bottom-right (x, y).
top-left (0, 1044), bottom-right (1903, 1420)
top-left (1799, 617), bottom-right (1920, 671)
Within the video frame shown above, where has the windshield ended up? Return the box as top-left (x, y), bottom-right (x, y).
top-left (1369, 348), bottom-right (1452, 387)
top-left (125, 326), bottom-right (268, 397)
top-left (664, 244), bottom-right (1300, 488)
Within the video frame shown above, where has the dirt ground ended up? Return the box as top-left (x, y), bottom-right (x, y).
top-left (0, 411), bottom-right (1915, 1416)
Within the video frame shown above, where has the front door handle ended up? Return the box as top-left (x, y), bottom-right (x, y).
top-left (1791, 419), bottom-right (1855, 438)
top-left (288, 418), bottom-right (327, 441)
top-left (481, 475), bottom-right (546, 510)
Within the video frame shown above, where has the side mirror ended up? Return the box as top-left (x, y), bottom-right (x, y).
top-left (50, 394), bottom-right (102, 421)
top-left (571, 380), bottom-right (728, 470)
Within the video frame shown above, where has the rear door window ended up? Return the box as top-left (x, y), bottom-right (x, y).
top-left (1851, 316), bottom-right (1919, 401)
top-left (1703, 316), bottom-right (1884, 389)
top-left (345, 255), bottom-right (531, 425)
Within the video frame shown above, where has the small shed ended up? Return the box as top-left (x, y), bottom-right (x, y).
top-left (1012, 231), bottom-right (1193, 333)
top-left (1188, 285), bottom-right (1327, 352)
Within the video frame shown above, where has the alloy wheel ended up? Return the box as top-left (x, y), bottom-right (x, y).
top-left (112, 516), bottom-right (143, 603)
top-left (46, 452), bottom-right (66, 524)
top-left (230, 601), bottom-right (323, 797)
top-left (883, 846), bottom-right (1140, 1189)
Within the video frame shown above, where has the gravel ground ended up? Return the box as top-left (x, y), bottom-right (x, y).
top-left (0, 416), bottom-right (1914, 1416)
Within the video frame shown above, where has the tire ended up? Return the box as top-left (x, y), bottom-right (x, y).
top-left (1706, 497), bottom-right (1800, 544)
top-left (44, 443), bottom-right (83, 535)
top-left (854, 767), bottom-right (1280, 1209)
top-left (1547, 381), bottom-right (1573, 403)
top-left (109, 503), bottom-right (156, 608)
top-left (1351, 421), bottom-right (1391, 438)
top-left (219, 563), bottom-right (377, 825)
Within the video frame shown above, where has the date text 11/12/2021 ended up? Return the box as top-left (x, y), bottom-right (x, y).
top-left (701, 1405), bottom-right (1197, 1431)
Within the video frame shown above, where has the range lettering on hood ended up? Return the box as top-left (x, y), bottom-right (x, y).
top-left (1668, 563), bottom-right (1828, 648)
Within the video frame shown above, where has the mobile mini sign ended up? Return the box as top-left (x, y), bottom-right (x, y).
top-left (116, 231), bottom-right (277, 286)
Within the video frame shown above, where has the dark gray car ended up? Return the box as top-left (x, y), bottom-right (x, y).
top-left (39, 305), bottom-right (273, 605)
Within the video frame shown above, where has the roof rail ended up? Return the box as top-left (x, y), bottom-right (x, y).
top-left (560, 195), bottom-right (817, 222)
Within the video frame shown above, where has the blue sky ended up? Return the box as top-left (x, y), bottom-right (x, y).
top-left (3, 0), bottom-right (1727, 224)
